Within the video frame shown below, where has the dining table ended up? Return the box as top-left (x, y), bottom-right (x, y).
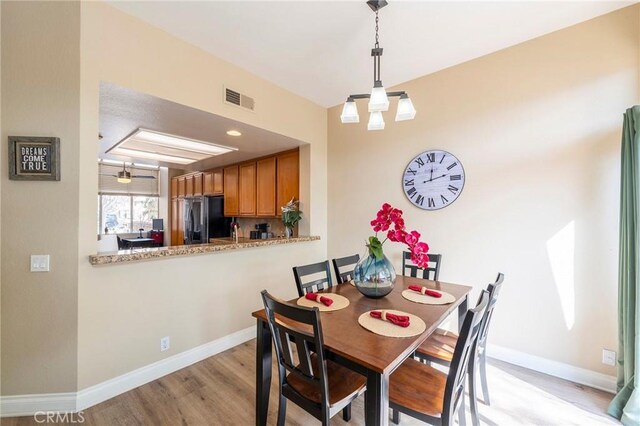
top-left (252, 275), bottom-right (471, 426)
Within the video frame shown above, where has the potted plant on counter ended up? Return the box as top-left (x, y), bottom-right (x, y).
top-left (281, 198), bottom-right (302, 238)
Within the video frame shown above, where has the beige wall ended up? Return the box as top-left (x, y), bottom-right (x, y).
top-left (328, 6), bottom-right (638, 375)
top-left (1, 0), bottom-right (327, 395)
top-left (77, 2), bottom-right (327, 389)
top-left (1, 1), bottom-right (80, 394)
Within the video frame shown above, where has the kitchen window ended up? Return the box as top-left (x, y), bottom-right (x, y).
top-left (97, 162), bottom-right (160, 234)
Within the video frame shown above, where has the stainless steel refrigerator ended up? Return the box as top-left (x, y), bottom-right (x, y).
top-left (183, 196), bottom-right (231, 245)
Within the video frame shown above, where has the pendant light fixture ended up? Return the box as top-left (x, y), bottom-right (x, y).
top-left (117, 163), bottom-right (132, 184)
top-left (340, 0), bottom-right (416, 130)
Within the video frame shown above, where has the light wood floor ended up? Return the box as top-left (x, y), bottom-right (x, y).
top-left (2, 339), bottom-right (618, 425)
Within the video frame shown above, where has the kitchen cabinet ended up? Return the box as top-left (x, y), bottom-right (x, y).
top-left (171, 177), bottom-right (178, 198)
top-left (177, 176), bottom-right (186, 198)
top-left (276, 150), bottom-right (299, 215)
top-left (239, 163), bottom-right (256, 216)
top-left (171, 198), bottom-right (184, 246)
top-left (185, 174), bottom-right (194, 197)
top-left (256, 157), bottom-right (276, 216)
top-left (203, 169), bottom-right (223, 196)
top-left (223, 165), bottom-right (239, 217)
top-left (193, 173), bottom-right (203, 196)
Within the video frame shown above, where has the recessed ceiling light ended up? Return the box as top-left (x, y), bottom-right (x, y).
top-left (105, 128), bottom-right (237, 165)
top-left (226, 130), bottom-right (242, 137)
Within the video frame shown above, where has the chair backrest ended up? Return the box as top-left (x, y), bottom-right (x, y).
top-left (402, 252), bottom-right (442, 280)
top-left (292, 261), bottom-right (333, 297)
top-left (442, 290), bottom-right (490, 424)
top-left (477, 273), bottom-right (504, 347)
top-left (116, 236), bottom-right (126, 250)
top-left (260, 290), bottom-right (330, 409)
top-left (331, 254), bottom-right (360, 284)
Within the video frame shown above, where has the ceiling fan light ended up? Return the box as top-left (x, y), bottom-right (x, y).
top-left (368, 84), bottom-right (389, 112)
top-left (117, 170), bottom-right (131, 184)
top-left (395, 94), bottom-right (416, 121)
top-left (367, 111), bottom-right (385, 131)
top-left (340, 98), bottom-right (360, 123)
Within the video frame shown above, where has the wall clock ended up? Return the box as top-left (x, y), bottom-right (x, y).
top-left (402, 150), bottom-right (465, 210)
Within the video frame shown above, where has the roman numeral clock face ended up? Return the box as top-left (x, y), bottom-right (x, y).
top-left (403, 150), bottom-right (465, 210)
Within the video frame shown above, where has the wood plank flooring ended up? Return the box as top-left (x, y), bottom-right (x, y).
top-left (1, 339), bottom-right (619, 425)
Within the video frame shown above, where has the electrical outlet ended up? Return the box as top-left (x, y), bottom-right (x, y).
top-left (160, 336), bottom-right (170, 352)
top-left (30, 255), bottom-right (50, 272)
top-left (602, 349), bottom-right (616, 366)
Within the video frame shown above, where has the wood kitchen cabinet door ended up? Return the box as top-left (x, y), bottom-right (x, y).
top-left (193, 173), bottom-right (203, 196)
top-left (213, 169), bottom-right (223, 195)
top-left (239, 163), bottom-right (256, 216)
top-left (171, 177), bottom-right (178, 198)
top-left (256, 157), bottom-right (276, 216)
top-left (177, 177), bottom-right (186, 198)
top-left (223, 165), bottom-right (239, 217)
top-left (177, 198), bottom-right (185, 245)
top-left (185, 174), bottom-right (194, 197)
top-left (203, 172), bottom-right (214, 195)
top-left (171, 198), bottom-right (183, 246)
top-left (276, 150), bottom-right (299, 215)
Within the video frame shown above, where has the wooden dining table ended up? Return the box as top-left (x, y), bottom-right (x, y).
top-left (252, 275), bottom-right (472, 426)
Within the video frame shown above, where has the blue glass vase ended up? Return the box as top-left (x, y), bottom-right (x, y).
top-left (353, 249), bottom-right (396, 299)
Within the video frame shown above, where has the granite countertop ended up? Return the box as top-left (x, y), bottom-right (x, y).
top-left (89, 236), bottom-right (320, 265)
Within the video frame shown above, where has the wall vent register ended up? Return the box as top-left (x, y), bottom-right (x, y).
top-left (224, 87), bottom-right (255, 112)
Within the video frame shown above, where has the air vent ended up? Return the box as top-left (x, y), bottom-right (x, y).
top-left (224, 87), bottom-right (255, 112)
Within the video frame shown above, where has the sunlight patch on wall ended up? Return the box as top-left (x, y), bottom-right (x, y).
top-left (546, 221), bottom-right (576, 330)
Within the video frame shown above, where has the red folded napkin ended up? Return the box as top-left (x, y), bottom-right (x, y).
top-left (370, 310), bottom-right (411, 328)
top-left (408, 285), bottom-right (442, 298)
top-left (305, 292), bottom-right (334, 307)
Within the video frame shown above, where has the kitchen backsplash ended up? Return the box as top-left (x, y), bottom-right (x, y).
top-left (235, 217), bottom-right (295, 238)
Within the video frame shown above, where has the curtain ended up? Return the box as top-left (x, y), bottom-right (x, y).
top-left (608, 106), bottom-right (640, 425)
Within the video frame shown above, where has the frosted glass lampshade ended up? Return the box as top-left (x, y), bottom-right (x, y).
top-left (340, 99), bottom-right (360, 123)
top-left (368, 85), bottom-right (389, 112)
top-left (395, 95), bottom-right (416, 121)
top-left (117, 170), bottom-right (131, 184)
top-left (367, 111), bottom-right (385, 131)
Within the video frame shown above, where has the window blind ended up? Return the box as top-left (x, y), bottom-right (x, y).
top-left (98, 164), bottom-right (159, 196)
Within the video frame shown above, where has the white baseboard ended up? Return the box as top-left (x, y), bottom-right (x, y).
top-left (1, 326), bottom-right (256, 417)
top-left (0, 393), bottom-right (76, 418)
top-left (487, 343), bottom-right (617, 394)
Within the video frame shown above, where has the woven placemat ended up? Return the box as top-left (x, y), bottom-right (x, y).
top-left (402, 289), bottom-right (455, 305)
top-left (297, 294), bottom-right (350, 312)
top-left (358, 310), bottom-right (426, 338)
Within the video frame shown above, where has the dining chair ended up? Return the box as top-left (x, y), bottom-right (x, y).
top-left (402, 251), bottom-right (442, 280)
top-left (292, 261), bottom-right (333, 297)
top-left (414, 273), bottom-right (505, 425)
top-left (389, 290), bottom-right (490, 426)
top-left (331, 254), bottom-right (360, 284)
top-left (260, 290), bottom-right (366, 426)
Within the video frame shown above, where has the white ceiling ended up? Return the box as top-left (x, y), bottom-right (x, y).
top-left (99, 82), bottom-right (302, 170)
top-left (108, 1), bottom-right (633, 107)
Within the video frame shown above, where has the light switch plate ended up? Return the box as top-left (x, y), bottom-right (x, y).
top-left (602, 349), bottom-right (616, 366)
top-left (30, 255), bottom-right (50, 272)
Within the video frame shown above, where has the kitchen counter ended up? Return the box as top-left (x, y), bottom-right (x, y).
top-left (89, 236), bottom-right (320, 265)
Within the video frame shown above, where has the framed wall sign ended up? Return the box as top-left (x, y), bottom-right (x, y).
top-left (8, 136), bottom-right (60, 181)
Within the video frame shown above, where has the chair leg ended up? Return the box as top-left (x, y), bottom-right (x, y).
top-left (479, 352), bottom-right (490, 406)
top-left (458, 392), bottom-right (466, 426)
top-left (276, 395), bottom-right (287, 426)
top-left (342, 404), bottom-right (352, 422)
top-left (468, 362), bottom-right (480, 426)
top-left (391, 408), bottom-right (400, 424)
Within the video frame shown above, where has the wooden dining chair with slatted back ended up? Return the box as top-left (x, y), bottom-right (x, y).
top-left (402, 251), bottom-right (442, 280)
top-left (389, 290), bottom-right (490, 426)
top-left (260, 290), bottom-right (366, 426)
top-left (331, 254), bottom-right (360, 284)
top-left (414, 273), bottom-right (505, 426)
top-left (293, 261), bottom-right (334, 297)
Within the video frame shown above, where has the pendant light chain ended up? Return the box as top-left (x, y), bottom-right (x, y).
top-left (375, 10), bottom-right (380, 48)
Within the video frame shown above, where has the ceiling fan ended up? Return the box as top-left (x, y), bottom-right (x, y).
top-left (100, 163), bottom-right (157, 183)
